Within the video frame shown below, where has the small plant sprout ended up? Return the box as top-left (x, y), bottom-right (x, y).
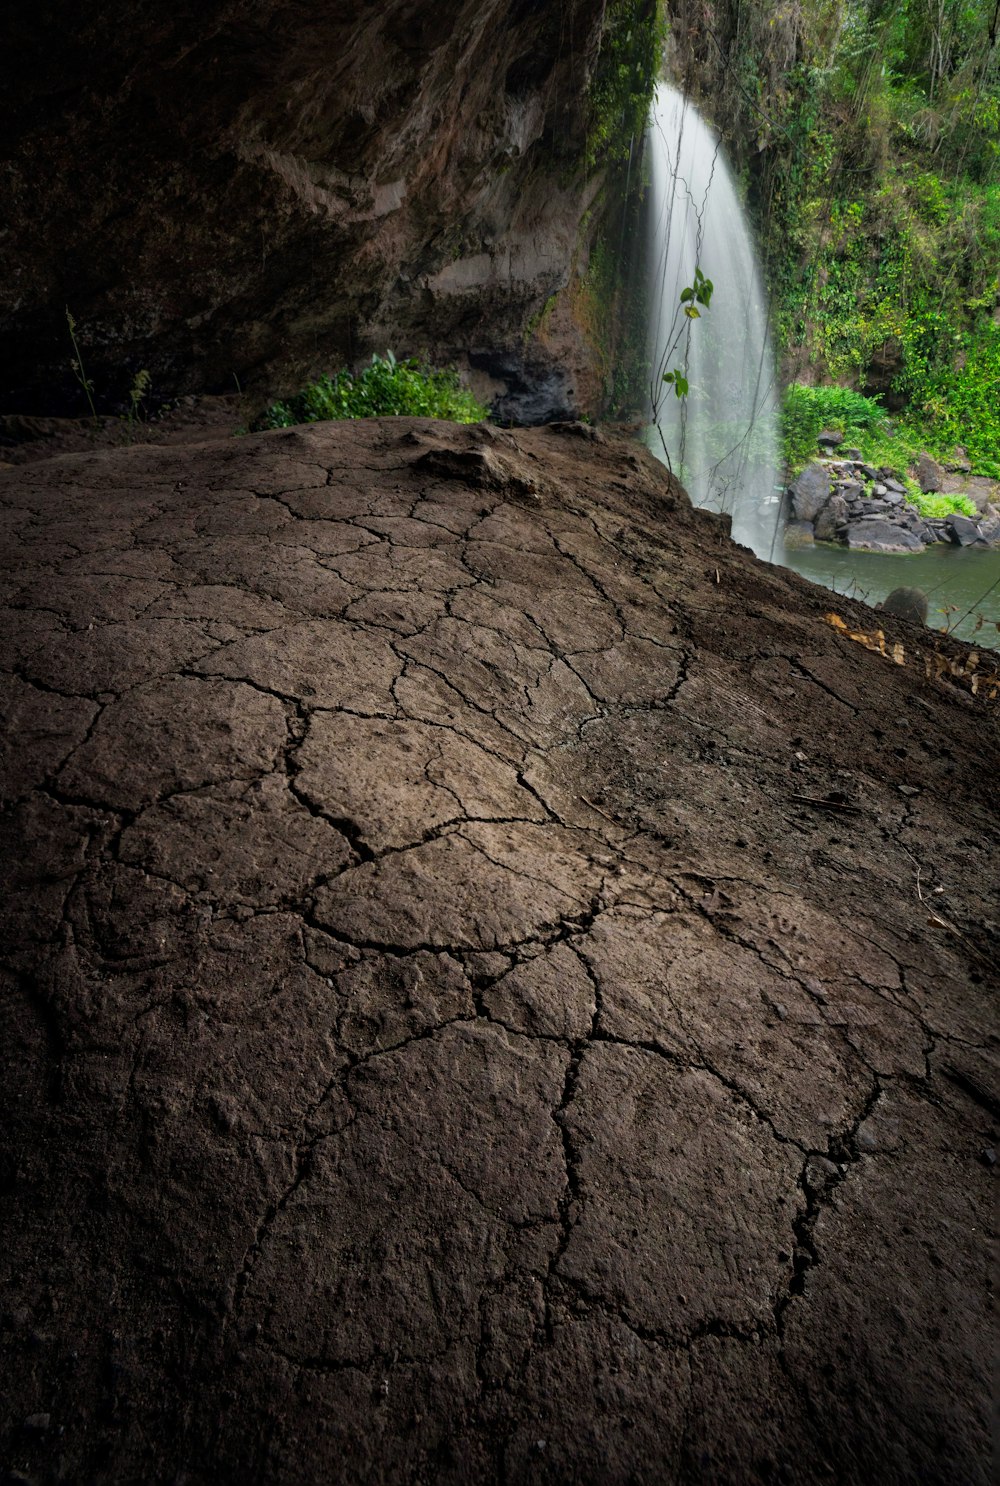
top-left (680, 267), bottom-right (714, 319)
top-left (65, 307), bottom-right (99, 426)
top-left (660, 268), bottom-right (713, 401)
top-left (123, 369), bottom-right (152, 443)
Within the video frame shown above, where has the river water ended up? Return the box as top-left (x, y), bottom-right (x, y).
top-left (782, 541), bottom-right (1000, 651)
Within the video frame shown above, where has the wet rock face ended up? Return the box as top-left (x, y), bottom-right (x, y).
top-left (1, 420), bottom-right (997, 1484)
top-left (1, 0), bottom-right (603, 413)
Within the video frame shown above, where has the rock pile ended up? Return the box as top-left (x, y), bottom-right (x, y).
top-left (785, 447), bottom-right (1000, 553)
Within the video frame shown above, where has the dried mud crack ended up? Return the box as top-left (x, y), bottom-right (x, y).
top-left (1, 419), bottom-right (997, 1485)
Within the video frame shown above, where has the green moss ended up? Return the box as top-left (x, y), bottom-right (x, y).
top-left (523, 293), bottom-right (558, 344)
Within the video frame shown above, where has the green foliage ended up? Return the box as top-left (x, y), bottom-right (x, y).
top-left (911, 490), bottom-right (977, 519)
top-left (781, 383), bottom-right (989, 512)
top-left (901, 320), bottom-right (1000, 478)
top-left (588, 0), bottom-right (665, 166)
top-left (255, 352), bottom-right (488, 431)
top-left (684, 0), bottom-right (998, 475)
top-left (657, 267), bottom-right (714, 403)
top-left (680, 266), bottom-right (714, 317)
top-left (781, 383), bottom-right (890, 469)
top-left (122, 368), bottom-right (151, 444)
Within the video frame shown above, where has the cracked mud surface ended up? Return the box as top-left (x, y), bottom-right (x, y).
top-left (1, 419), bottom-right (997, 1485)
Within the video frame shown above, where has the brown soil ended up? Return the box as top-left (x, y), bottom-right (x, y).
top-left (1, 419), bottom-right (997, 1485)
top-left (0, 395), bottom-right (247, 467)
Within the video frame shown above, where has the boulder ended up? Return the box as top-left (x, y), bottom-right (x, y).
top-left (879, 586), bottom-right (929, 625)
top-left (914, 452), bottom-right (944, 492)
top-left (883, 477), bottom-right (908, 495)
top-left (895, 508), bottom-right (936, 543)
top-left (944, 513), bottom-right (982, 547)
top-left (0, 416), bottom-right (996, 1486)
top-left (784, 519), bottom-right (816, 549)
top-left (846, 519), bottom-right (925, 553)
top-left (814, 494), bottom-right (848, 542)
top-left (817, 428), bottom-right (843, 450)
top-left (791, 463), bottom-right (831, 522)
top-left (977, 507), bottom-right (1000, 546)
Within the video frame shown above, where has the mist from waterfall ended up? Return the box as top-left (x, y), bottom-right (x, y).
top-left (645, 84), bottom-right (781, 558)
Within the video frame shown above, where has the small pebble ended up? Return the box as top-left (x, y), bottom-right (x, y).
top-left (25, 1413), bottom-right (51, 1430)
top-left (981, 1148), bottom-right (996, 1167)
top-left (898, 784), bottom-right (920, 797)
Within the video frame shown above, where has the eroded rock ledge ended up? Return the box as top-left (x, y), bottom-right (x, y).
top-left (1, 420), bottom-right (997, 1484)
top-left (2, 1), bottom-right (607, 413)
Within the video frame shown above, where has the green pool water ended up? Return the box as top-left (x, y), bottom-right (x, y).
top-left (780, 540), bottom-right (1000, 652)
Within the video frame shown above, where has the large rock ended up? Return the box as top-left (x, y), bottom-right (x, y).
top-left (846, 519), bottom-right (926, 552)
top-left (941, 474), bottom-right (1000, 514)
top-left (814, 493), bottom-right (848, 542)
top-left (0, 419), bottom-right (996, 1486)
top-left (836, 480), bottom-right (864, 501)
top-left (914, 452), bottom-right (945, 492)
top-left (791, 462), bottom-right (832, 521)
top-left (945, 513), bottom-right (982, 546)
top-left (978, 504), bottom-right (1000, 546)
top-left (784, 519), bottom-right (816, 548)
top-left (0, 0), bottom-right (608, 413)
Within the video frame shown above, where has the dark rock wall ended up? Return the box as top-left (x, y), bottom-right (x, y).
top-left (2, 1), bottom-right (607, 412)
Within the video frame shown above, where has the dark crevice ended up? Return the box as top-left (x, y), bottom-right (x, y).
top-left (774, 1076), bottom-right (883, 1338)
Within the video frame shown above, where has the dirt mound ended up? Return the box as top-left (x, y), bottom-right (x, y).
top-left (1, 420), bottom-right (996, 1484)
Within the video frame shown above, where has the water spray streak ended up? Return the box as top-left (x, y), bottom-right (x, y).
top-left (645, 84), bottom-right (781, 558)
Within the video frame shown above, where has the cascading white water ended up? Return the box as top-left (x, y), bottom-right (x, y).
top-left (645, 83), bottom-right (781, 557)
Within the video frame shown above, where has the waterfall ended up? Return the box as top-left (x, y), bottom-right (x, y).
top-left (644, 84), bottom-right (781, 558)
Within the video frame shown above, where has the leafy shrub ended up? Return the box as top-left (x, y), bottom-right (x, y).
top-left (781, 383), bottom-right (889, 469)
top-left (255, 352), bottom-right (488, 430)
top-left (588, 0), bottom-right (664, 166)
top-left (904, 321), bottom-right (1000, 479)
top-left (910, 491), bottom-right (977, 520)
